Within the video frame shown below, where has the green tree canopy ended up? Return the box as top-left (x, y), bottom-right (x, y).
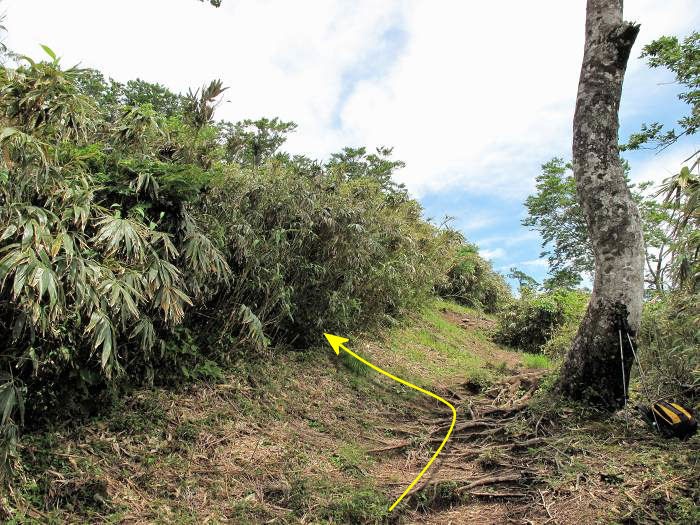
top-left (221, 117), bottom-right (297, 167)
top-left (325, 146), bottom-right (407, 194)
top-left (523, 158), bottom-right (675, 291)
top-left (523, 158), bottom-right (592, 277)
top-left (623, 31), bottom-right (699, 162)
top-left (507, 267), bottom-right (539, 293)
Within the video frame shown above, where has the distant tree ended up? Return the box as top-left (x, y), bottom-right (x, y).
top-left (557, 0), bottom-right (645, 409)
top-left (661, 166), bottom-right (700, 290)
top-left (541, 269), bottom-right (583, 292)
top-left (74, 69), bottom-right (121, 109)
top-left (507, 267), bottom-right (539, 293)
top-left (287, 154), bottom-right (324, 178)
top-left (635, 182), bottom-right (676, 292)
top-left (221, 117), bottom-right (297, 168)
top-left (325, 146), bottom-right (407, 194)
top-left (75, 70), bottom-right (184, 121)
top-left (120, 79), bottom-right (184, 117)
top-left (524, 158), bottom-right (674, 292)
top-left (523, 158), bottom-right (593, 277)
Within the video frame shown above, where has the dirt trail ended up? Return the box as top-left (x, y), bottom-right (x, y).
top-left (372, 312), bottom-right (699, 524)
top-left (6, 303), bottom-right (697, 524)
top-left (369, 366), bottom-right (551, 524)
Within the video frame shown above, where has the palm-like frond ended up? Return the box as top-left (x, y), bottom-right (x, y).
top-left (113, 104), bottom-right (163, 147)
top-left (145, 256), bottom-right (192, 323)
top-left (184, 79), bottom-right (228, 130)
top-left (0, 61), bottom-right (97, 143)
top-left (97, 273), bottom-right (142, 328)
top-left (183, 230), bottom-right (230, 278)
top-left (85, 311), bottom-right (117, 376)
top-left (0, 244), bottom-right (64, 322)
top-left (92, 214), bottom-right (150, 261)
top-left (0, 126), bottom-right (48, 172)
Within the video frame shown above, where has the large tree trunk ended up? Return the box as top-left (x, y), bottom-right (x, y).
top-left (557, 0), bottom-right (645, 409)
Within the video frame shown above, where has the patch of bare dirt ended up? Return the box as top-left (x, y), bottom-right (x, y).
top-left (441, 308), bottom-right (497, 332)
top-left (440, 308), bottom-right (523, 370)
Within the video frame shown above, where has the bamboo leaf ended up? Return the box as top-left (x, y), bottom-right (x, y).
top-left (0, 385), bottom-right (15, 426)
top-left (39, 44), bottom-right (57, 61)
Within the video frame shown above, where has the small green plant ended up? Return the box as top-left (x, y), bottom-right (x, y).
top-left (106, 394), bottom-right (166, 435)
top-left (637, 290), bottom-right (699, 403)
top-left (319, 486), bottom-right (390, 524)
top-left (414, 480), bottom-right (460, 511)
top-left (522, 353), bottom-right (552, 369)
top-left (340, 351), bottom-right (370, 376)
top-left (330, 443), bottom-right (371, 477)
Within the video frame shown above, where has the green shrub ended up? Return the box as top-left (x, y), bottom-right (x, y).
top-left (436, 243), bottom-right (511, 313)
top-left (637, 291), bottom-right (699, 404)
top-left (522, 352), bottom-right (553, 369)
top-left (0, 52), bottom-right (459, 468)
top-left (318, 487), bottom-right (390, 523)
top-left (493, 288), bottom-right (589, 354)
top-left (540, 319), bottom-right (581, 358)
top-left (194, 166), bottom-right (455, 348)
top-left (0, 59), bottom-right (233, 440)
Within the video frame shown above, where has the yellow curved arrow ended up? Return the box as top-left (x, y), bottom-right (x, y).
top-left (323, 333), bottom-right (457, 512)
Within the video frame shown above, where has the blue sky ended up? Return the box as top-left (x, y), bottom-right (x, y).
top-left (422, 69), bottom-right (695, 287)
top-left (4, 0), bottom-right (699, 291)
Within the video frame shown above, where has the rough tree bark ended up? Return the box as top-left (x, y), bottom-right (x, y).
top-left (557, 0), bottom-right (645, 409)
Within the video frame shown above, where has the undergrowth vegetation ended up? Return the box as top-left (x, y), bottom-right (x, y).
top-left (493, 288), bottom-right (589, 355)
top-left (638, 291), bottom-right (700, 405)
top-left (0, 47), bottom-right (509, 473)
top-left (0, 300), bottom-right (524, 524)
top-left (435, 243), bottom-right (510, 314)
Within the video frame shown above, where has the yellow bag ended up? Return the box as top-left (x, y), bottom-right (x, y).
top-left (639, 401), bottom-right (698, 440)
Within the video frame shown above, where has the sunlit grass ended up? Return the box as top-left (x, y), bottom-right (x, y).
top-left (378, 299), bottom-right (506, 386)
top-left (521, 352), bottom-right (553, 369)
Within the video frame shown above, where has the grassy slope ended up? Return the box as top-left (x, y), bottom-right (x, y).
top-left (3, 299), bottom-right (525, 524)
top-left (3, 299), bottom-right (697, 524)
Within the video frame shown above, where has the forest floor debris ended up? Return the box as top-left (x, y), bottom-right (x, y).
top-left (2, 300), bottom-right (697, 524)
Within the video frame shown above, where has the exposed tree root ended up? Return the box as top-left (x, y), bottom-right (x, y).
top-left (454, 472), bottom-right (525, 494)
top-left (390, 370), bottom-right (551, 512)
top-left (466, 490), bottom-right (528, 498)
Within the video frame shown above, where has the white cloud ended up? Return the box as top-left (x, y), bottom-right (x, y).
top-left (630, 144), bottom-right (698, 186)
top-left (521, 258), bottom-right (549, 268)
top-left (625, 0), bottom-right (700, 73)
top-left (457, 214), bottom-right (498, 233)
top-left (476, 230), bottom-right (540, 248)
top-left (479, 248), bottom-right (505, 260)
top-left (3, 0), bottom-right (698, 202)
top-left (338, 0), bottom-right (699, 198)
